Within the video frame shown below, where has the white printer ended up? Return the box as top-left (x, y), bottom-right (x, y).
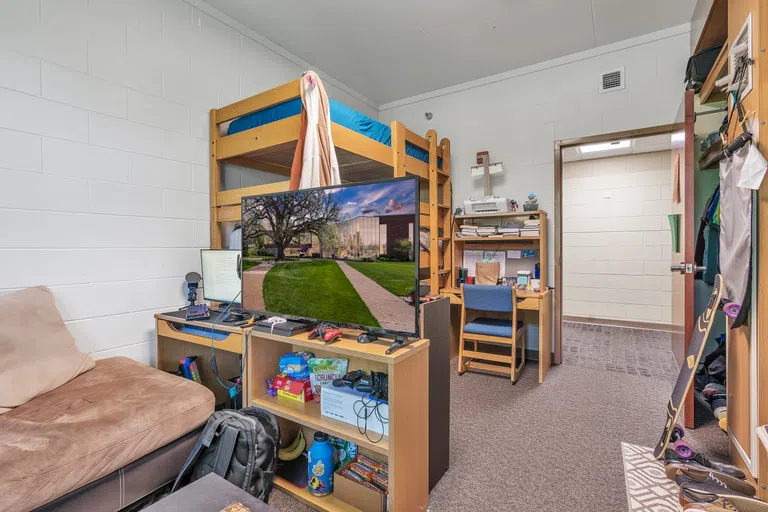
top-left (463, 196), bottom-right (509, 215)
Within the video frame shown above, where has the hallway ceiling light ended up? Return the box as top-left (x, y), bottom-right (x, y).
top-left (579, 140), bottom-right (631, 153)
top-left (671, 132), bottom-right (685, 143)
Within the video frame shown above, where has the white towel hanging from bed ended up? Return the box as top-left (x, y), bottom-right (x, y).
top-left (289, 71), bottom-right (341, 190)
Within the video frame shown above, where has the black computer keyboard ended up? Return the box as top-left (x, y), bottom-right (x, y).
top-left (185, 304), bottom-right (210, 320)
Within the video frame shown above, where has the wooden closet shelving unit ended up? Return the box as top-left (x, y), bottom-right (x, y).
top-left (208, 78), bottom-right (453, 294)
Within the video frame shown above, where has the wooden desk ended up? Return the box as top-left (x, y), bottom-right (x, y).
top-left (443, 287), bottom-right (553, 383)
top-left (247, 329), bottom-right (430, 512)
top-left (155, 311), bottom-right (251, 407)
top-left (514, 289), bottom-right (553, 383)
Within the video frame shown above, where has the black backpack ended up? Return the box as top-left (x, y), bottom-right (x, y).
top-left (172, 407), bottom-right (280, 503)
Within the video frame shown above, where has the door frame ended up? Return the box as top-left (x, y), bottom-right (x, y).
top-left (553, 122), bottom-right (685, 366)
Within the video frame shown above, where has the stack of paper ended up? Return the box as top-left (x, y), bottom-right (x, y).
top-left (476, 227), bottom-right (498, 236)
top-left (458, 224), bottom-right (478, 238)
top-left (521, 218), bottom-right (541, 237)
top-left (497, 227), bottom-right (520, 237)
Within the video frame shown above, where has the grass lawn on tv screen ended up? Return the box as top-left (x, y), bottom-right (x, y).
top-left (262, 259), bottom-right (380, 327)
top-left (346, 261), bottom-right (415, 297)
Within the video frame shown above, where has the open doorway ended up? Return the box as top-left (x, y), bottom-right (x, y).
top-left (556, 125), bottom-right (684, 380)
top-left (553, 116), bottom-right (730, 459)
top-left (559, 132), bottom-right (681, 378)
top-left (554, 124), bottom-right (683, 369)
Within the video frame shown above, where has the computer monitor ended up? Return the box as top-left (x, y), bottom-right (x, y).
top-left (201, 249), bottom-right (242, 304)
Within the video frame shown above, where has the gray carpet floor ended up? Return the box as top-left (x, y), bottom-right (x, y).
top-left (269, 322), bottom-right (729, 511)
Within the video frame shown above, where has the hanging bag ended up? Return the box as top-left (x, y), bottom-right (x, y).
top-left (684, 45), bottom-right (724, 91)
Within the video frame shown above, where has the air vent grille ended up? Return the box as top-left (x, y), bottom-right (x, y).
top-left (598, 67), bottom-right (625, 93)
top-left (729, 13), bottom-right (752, 99)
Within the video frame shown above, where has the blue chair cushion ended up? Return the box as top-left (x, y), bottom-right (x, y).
top-left (462, 284), bottom-right (513, 312)
top-left (463, 318), bottom-right (519, 338)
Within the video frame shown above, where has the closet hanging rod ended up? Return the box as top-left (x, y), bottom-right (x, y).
top-left (694, 107), bottom-right (728, 120)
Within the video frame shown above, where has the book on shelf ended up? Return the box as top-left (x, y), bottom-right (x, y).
top-left (523, 219), bottom-right (541, 226)
top-left (497, 227), bottom-right (520, 234)
top-left (459, 224), bottom-right (478, 231)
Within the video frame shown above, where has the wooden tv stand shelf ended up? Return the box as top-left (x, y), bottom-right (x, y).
top-left (155, 311), bottom-right (252, 408)
top-left (247, 329), bottom-right (430, 512)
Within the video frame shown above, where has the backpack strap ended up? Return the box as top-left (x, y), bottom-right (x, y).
top-left (171, 415), bottom-right (229, 492)
top-left (212, 425), bottom-right (239, 480)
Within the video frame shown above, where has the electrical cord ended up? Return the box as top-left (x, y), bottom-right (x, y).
top-left (352, 376), bottom-right (389, 443)
top-left (209, 290), bottom-right (243, 397)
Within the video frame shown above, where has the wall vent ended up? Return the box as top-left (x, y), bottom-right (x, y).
top-left (729, 13), bottom-right (752, 100)
top-left (598, 67), bottom-right (625, 93)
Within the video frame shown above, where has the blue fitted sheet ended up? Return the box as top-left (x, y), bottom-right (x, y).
top-left (227, 98), bottom-right (441, 167)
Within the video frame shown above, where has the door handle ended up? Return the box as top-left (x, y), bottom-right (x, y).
top-left (670, 262), bottom-right (686, 274)
top-left (670, 262), bottom-right (706, 274)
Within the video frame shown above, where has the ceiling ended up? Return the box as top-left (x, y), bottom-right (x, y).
top-left (562, 134), bottom-right (675, 162)
top-left (203, 0), bottom-right (697, 105)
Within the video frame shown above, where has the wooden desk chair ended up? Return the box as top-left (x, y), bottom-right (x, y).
top-left (458, 284), bottom-right (525, 382)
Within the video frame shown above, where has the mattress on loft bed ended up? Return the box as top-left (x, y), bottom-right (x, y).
top-left (226, 97), bottom-right (443, 167)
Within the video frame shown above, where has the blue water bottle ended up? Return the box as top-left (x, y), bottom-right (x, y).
top-left (307, 432), bottom-right (335, 496)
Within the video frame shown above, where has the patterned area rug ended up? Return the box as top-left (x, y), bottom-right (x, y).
top-left (563, 322), bottom-right (679, 380)
top-left (621, 442), bottom-right (680, 511)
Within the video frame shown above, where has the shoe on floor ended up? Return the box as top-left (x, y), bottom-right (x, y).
top-left (679, 482), bottom-right (768, 511)
top-left (665, 448), bottom-right (746, 480)
top-left (673, 468), bottom-right (755, 497)
top-left (665, 460), bottom-right (747, 482)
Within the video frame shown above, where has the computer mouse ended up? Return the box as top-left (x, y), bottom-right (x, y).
top-left (222, 312), bottom-right (245, 323)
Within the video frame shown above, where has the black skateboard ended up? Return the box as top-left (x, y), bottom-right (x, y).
top-left (653, 273), bottom-right (724, 460)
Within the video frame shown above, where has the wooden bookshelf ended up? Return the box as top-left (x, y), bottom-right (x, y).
top-left (274, 477), bottom-right (361, 512)
top-left (453, 235), bottom-right (540, 242)
top-left (454, 209), bottom-right (546, 220)
top-left (247, 330), bottom-right (429, 511)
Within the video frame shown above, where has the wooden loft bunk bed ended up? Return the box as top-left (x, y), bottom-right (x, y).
top-left (208, 78), bottom-right (453, 294)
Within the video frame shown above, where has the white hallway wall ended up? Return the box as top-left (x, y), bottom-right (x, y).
top-left (563, 151), bottom-right (673, 324)
top-left (378, 26), bottom-right (691, 291)
top-left (0, 0), bottom-right (376, 364)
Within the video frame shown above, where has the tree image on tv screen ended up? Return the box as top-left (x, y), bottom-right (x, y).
top-left (242, 190), bottom-right (343, 260)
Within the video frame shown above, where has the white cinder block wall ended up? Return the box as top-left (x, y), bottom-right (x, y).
top-left (0, 0), bottom-right (376, 365)
top-left (562, 151), bottom-right (673, 325)
top-left (378, 26), bottom-right (691, 290)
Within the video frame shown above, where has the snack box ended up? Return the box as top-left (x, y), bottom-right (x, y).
top-left (272, 374), bottom-right (314, 403)
top-left (334, 462), bottom-right (387, 512)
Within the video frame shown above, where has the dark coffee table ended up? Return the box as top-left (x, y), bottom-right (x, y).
top-left (144, 474), bottom-right (277, 512)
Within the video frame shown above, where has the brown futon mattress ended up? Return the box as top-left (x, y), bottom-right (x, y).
top-left (0, 357), bottom-right (215, 512)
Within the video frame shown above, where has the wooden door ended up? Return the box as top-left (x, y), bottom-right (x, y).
top-left (670, 90), bottom-right (696, 428)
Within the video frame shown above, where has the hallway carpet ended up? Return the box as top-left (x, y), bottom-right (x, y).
top-left (269, 323), bottom-right (729, 511)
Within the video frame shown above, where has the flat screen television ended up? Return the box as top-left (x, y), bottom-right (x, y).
top-left (240, 177), bottom-right (419, 337)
